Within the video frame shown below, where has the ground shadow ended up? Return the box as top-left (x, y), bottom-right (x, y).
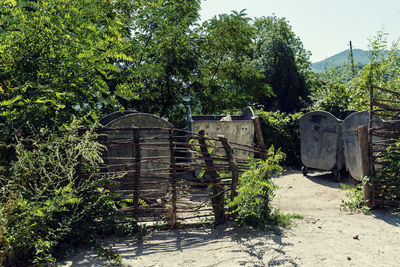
top-left (63, 223), bottom-right (299, 266)
top-left (227, 226), bottom-right (299, 266)
top-left (371, 208), bottom-right (400, 227)
top-left (302, 170), bottom-right (355, 189)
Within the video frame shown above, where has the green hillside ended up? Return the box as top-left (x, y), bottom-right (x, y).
top-left (312, 49), bottom-right (371, 72)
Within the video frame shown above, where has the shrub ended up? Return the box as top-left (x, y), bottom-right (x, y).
top-left (228, 146), bottom-right (285, 229)
top-left (0, 126), bottom-right (122, 266)
top-left (310, 82), bottom-right (351, 116)
top-left (340, 184), bottom-right (369, 213)
top-left (255, 110), bottom-right (303, 166)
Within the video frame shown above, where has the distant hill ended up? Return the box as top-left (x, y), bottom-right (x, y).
top-left (312, 49), bottom-right (372, 72)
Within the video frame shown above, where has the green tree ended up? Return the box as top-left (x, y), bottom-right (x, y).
top-left (192, 10), bottom-right (271, 114)
top-left (254, 16), bottom-right (312, 113)
top-left (110, 0), bottom-right (201, 118)
top-left (347, 31), bottom-right (400, 111)
top-left (0, 0), bottom-right (133, 140)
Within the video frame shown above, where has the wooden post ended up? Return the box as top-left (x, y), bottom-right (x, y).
top-left (169, 128), bottom-right (177, 228)
top-left (349, 41), bottom-right (355, 76)
top-left (198, 130), bottom-right (225, 225)
top-left (368, 84), bottom-right (374, 176)
top-left (218, 135), bottom-right (239, 200)
top-left (133, 128), bottom-right (141, 218)
top-left (252, 116), bottom-right (267, 160)
top-left (358, 125), bottom-right (374, 208)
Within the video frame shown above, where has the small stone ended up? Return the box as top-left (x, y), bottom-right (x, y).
top-left (318, 226), bottom-right (322, 229)
top-left (353, 234), bottom-right (359, 240)
top-left (347, 256), bottom-right (351, 260)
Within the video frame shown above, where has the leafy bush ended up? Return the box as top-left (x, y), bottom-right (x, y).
top-left (0, 126), bottom-right (122, 266)
top-left (255, 110), bottom-right (303, 166)
top-left (228, 146), bottom-right (286, 229)
top-left (310, 82), bottom-right (351, 116)
top-left (340, 184), bottom-right (369, 213)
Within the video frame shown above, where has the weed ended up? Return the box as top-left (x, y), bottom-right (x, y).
top-left (0, 125), bottom-right (123, 266)
top-left (228, 146), bottom-right (289, 229)
top-left (340, 184), bottom-right (370, 214)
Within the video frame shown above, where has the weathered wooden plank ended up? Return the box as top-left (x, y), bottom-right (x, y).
top-left (218, 136), bottom-right (239, 200)
top-left (198, 130), bottom-right (226, 225)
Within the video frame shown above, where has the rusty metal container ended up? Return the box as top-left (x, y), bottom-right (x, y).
top-left (342, 111), bottom-right (383, 181)
top-left (300, 111), bottom-right (345, 180)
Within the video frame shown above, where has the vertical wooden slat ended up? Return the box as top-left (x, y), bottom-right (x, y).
top-left (169, 128), bottom-right (177, 228)
top-left (252, 116), bottom-right (267, 160)
top-left (218, 135), bottom-right (239, 200)
top-left (133, 128), bottom-right (141, 218)
top-left (359, 125), bottom-right (374, 208)
top-left (198, 130), bottom-right (225, 225)
top-left (369, 84), bottom-right (374, 177)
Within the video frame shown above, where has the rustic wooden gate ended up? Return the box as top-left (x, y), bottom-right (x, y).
top-left (367, 84), bottom-right (400, 207)
top-left (94, 127), bottom-right (265, 226)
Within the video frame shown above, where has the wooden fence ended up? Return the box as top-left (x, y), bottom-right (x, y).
top-left (368, 84), bottom-right (400, 207)
top-left (90, 127), bottom-right (266, 226)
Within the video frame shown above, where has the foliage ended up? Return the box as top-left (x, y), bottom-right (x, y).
top-left (312, 31), bottom-right (400, 114)
top-left (344, 31), bottom-right (400, 111)
top-left (228, 146), bottom-right (285, 229)
top-left (118, 0), bottom-right (202, 117)
top-left (0, 125), bottom-right (124, 266)
top-left (272, 210), bottom-right (304, 228)
top-left (371, 140), bottom-right (400, 204)
top-left (340, 184), bottom-right (369, 213)
top-left (0, 1), bottom-right (317, 139)
top-left (254, 16), bottom-right (313, 113)
top-left (310, 81), bottom-right (351, 115)
top-left (0, 0), bottom-right (136, 141)
top-left (256, 110), bottom-right (303, 166)
top-left (192, 10), bottom-right (271, 114)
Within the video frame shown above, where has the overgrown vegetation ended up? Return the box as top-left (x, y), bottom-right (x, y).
top-left (0, 125), bottom-right (126, 266)
top-left (256, 110), bottom-right (303, 166)
top-left (340, 184), bottom-right (370, 214)
top-left (229, 146), bottom-right (301, 229)
top-left (2, 0), bottom-right (400, 264)
top-left (310, 31), bottom-right (400, 114)
top-left (0, 0), bottom-right (316, 143)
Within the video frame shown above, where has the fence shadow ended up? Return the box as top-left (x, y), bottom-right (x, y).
top-left (371, 209), bottom-right (400, 227)
top-left (63, 223), bottom-right (299, 266)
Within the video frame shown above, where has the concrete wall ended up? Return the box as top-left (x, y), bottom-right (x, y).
top-left (191, 120), bottom-right (254, 158)
top-left (190, 107), bottom-right (256, 159)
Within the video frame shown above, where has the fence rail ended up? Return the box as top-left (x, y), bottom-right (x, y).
top-left (88, 126), bottom-right (265, 226)
top-left (368, 84), bottom-right (400, 207)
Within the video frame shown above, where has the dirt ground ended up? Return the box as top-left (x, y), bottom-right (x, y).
top-left (62, 170), bottom-right (400, 266)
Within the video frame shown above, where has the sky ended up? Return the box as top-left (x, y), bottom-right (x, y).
top-left (199, 0), bottom-right (400, 63)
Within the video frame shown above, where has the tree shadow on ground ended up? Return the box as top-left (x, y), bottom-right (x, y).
top-left (227, 225), bottom-right (299, 267)
top-left (62, 223), bottom-right (299, 266)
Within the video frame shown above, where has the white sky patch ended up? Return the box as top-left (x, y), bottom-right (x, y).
top-left (199, 0), bottom-right (400, 62)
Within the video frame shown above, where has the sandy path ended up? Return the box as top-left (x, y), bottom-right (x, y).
top-left (63, 171), bottom-right (400, 266)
